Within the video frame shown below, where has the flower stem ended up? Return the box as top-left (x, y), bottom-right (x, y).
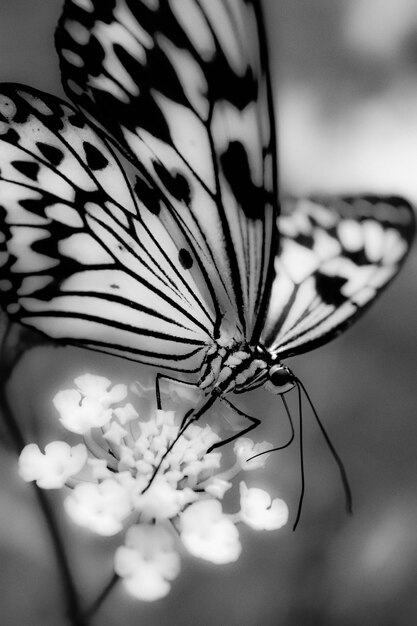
top-left (0, 328), bottom-right (88, 626)
top-left (82, 573), bottom-right (120, 621)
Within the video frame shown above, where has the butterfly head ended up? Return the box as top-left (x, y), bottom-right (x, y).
top-left (265, 363), bottom-right (296, 395)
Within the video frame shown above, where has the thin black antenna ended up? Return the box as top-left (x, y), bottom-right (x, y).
top-left (296, 377), bottom-right (353, 515)
top-left (244, 389), bottom-right (305, 530)
top-left (246, 392), bottom-right (295, 461)
top-left (292, 382), bottom-right (305, 530)
top-left (278, 393), bottom-right (296, 452)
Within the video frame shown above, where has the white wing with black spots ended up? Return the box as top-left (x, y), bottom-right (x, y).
top-left (0, 84), bottom-right (215, 373)
top-left (262, 195), bottom-right (415, 359)
top-left (56, 0), bottom-right (278, 341)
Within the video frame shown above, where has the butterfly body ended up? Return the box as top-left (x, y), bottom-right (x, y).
top-left (198, 334), bottom-right (294, 397)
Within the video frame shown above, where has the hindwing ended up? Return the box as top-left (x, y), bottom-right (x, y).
top-left (263, 195), bottom-right (415, 358)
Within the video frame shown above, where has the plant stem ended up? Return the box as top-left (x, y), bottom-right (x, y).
top-left (82, 573), bottom-right (120, 622)
top-left (0, 328), bottom-right (88, 626)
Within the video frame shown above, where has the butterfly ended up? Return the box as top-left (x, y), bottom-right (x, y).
top-left (0, 0), bottom-right (414, 426)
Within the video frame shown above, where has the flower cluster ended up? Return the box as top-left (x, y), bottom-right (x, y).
top-left (18, 374), bottom-right (288, 601)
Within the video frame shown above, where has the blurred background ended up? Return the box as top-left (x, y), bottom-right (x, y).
top-left (0, 1), bottom-right (416, 624)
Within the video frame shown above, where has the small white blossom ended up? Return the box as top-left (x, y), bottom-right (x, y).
top-left (88, 458), bottom-right (113, 480)
top-left (132, 476), bottom-right (197, 521)
top-left (234, 438), bottom-right (272, 470)
top-left (115, 524), bottom-right (180, 601)
top-left (74, 374), bottom-right (127, 406)
top-left (53, 375), bottom-right (127, 434)
top-left (103, 421), bottom-right (128, 446)
top-left (53, 389), bottom-right (112, 434)
top-left (180, 500), bottom-right (242, 564)
top-left (18, 442), bottom-right (87, 489)
top-left (18, 373), bottom-right (289, 602)
top-left (202, 477), bottom-right (233, 499)
top-left (114, 403), bottom-right (139, 424)
top-left (239, 482), bottom-right (289, 530)
top-left (64, 479), bottom-right (133, 536)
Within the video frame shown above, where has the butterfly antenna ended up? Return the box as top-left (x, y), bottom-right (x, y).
top-left (244, 391), bottom-right (304, 530)
top-left (280, 393), bottom-right (296, 451)
top-left (295, 377), bottom-right (353, 515)
top-left (292, 381), bottom-right (305, 530)
top-left (246, 393), bottom-right (295, 462)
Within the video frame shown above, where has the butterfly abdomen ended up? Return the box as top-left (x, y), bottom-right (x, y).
top-left (198, 336), bottom-right (270, 397)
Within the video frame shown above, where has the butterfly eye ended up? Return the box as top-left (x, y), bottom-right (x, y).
top-left (267, 365), bottom-right (295, 394)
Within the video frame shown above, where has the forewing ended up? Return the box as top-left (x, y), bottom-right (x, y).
top-left (262, 195), bottom-right (415, 358)
top-left (56, 0), bottom-right (278, 340)
top-left (0, 84), bottom-right (214, 372)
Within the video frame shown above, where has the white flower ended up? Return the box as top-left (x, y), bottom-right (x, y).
top-left (185, 424), bottom-right (221, 457)
top-left (114, 524), bottom-right (180, 601)
top-left (88, 458), bottom-right (113, 480)
top-left (64, 479), bottom-right (133, 536)
top-left (203, 477), bottom-right (232, 499)
top-left (180, 500), bottom-right (241, 564)
top-left (74, 374), bottom-right (127, 406)
top-left (103, 421), bottom-right (128, 446)
top-left (234, 438), bottom-right (272, 470)
top-left (133, 476), bottom-right (196, 521)
top-left (18, 372), bottom-right (289, 602)
top-left (53, 375), bottom-right (127, 434)
top-left (239, 482), bottom-right (289, 531)
top-left (114, 403), bottom-right (139, 424)
top-left (53, 389), bottom-right (112, 434)
top-left (18, 442), bottom-right (87, 488)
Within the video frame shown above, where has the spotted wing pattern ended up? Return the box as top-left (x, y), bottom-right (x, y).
top-left (262, 195), bottom-right (415, 358)
top-left (0, 85), bottom-right (216, 372)
top-left (56, 0), bottom-right (278, 341)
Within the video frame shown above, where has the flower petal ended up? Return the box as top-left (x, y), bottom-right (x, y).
top-left (133, 476), bottom-right (187, 521)
top-left (18, 441), bottom-right (87, 489)
top-left (53, 389), bottom-right (112, 434)
top-left (64, 479), bottom-right (132, 535)
top-left (239, 482), bottom-right (289, 531)
top-left (114, 524), bottom-right (180, 601)
top-left (180, 500), bottom-right (241, 564)
top-left (74, 374), bottom-right (112, 398)
top-left (234, 438), bottom-right (272, 470)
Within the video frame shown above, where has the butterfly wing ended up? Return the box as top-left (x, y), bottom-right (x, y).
top-left (0, 84), bottom-right (215, 373)
top-left (56, 0), bottom-right (278, 341)
top-left (262, 195), bottom-right (415, 359)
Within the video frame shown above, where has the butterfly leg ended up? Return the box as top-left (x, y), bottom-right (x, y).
top-left (207, 397), bottom-right (261, 451)
top-left (154, 372), bottom-right (201, 410)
